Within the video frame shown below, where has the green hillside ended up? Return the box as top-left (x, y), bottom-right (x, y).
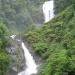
top-left (23, 3), bottom-right (75, 75)
top-left (0, 0), bottom-right (75, 75)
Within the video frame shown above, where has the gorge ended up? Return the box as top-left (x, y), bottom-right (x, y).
top-left (19, 0), bottom-right (54, 75)
top-left (18, 0), bottom-right (55, 75)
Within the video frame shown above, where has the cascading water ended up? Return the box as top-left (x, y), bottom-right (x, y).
top-left (43, 0), bottom-right (54, 22)
top-left (10, 35), bottom-right (37, 75)
top-left (18, 42), bottom-right (37, 75)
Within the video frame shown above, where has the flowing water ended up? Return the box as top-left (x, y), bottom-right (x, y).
top-left (10, 35), bottom-right (37, 75)
top-left (18, 42), bottom-right (37, 75)
top-left (43, 0), bottom-right (54, 22)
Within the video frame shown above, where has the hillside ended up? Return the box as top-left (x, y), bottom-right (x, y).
top-left (23, 3), bottom-right (75, 75)
top-left (0, 0), bottom-right (75, 75)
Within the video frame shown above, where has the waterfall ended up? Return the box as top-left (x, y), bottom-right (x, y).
top-left (43, 0), bottom-right (54, 22)
top-left (10, 35), bottom-right (37, 75)
top-left (18, 42), bottom-right (37, 75)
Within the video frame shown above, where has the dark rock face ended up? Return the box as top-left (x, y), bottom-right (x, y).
top-left (6, 35), bottom-right (43, 75)
top-left (6, 36), bottom-right (26, 75)
top-left (6, 69), bottom-right (17, 75)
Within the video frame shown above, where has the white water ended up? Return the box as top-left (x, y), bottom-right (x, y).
top-left (10, 35), bottom-right (16, 39)
top-left (10, 35), bottom-right (37, 75)
top-left (43, 0), bottom-right (54, 22)
top-left (18, 42), bottom-right (37, 75)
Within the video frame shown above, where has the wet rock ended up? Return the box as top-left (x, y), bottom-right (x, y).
top-left (6, 36), bottom-right (26, 75)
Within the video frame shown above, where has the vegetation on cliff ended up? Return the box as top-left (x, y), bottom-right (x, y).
top-left (23, 3), bottom-right (75, 75)
top-left (0, 0), bottom-right (75, 75)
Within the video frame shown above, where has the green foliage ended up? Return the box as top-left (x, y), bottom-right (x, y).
top-left (55, 0), bottom-right (75, 14)
top-left (0, 22), bottom-right (10, 75)
top-left (0, 22), bottom-right (9, 48)
top-left (32, 42), bottom-right (48, 56)
top-left (24, 4), bottom-right (75, 75)
top-left (0, 0), bottom-right (44, 30)
top-left (0, 50), bottom-right (10, 75)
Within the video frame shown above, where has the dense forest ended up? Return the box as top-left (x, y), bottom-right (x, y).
top-left (23, 0), bottom-right (75, 75)
top-left (0, 0), bottom-right (75, 75)
top-left (0, 0), bottom-right (45, 31)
